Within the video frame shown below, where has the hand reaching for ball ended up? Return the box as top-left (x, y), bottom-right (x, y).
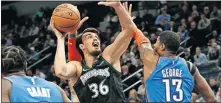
top-left (50, 16), bottom-right (89, 39)
top-left (98, 0), bottom-right (121, 8)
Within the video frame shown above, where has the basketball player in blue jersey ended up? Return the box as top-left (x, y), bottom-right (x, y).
top-left (130, 30), bottom-right (216, 102)
top-left (1, 46), bottom-right (71, 102)
top-left (99, 1), bottom-right (217, 102)
top-left (131, 27), bottom-right (217, 102)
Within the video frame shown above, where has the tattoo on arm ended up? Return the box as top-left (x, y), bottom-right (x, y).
top-left (140, 43), bottom-right (153, 55)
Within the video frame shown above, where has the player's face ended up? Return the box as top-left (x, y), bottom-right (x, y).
top-left (153, 37), bottom-right (164, 56)
top-left (82, 32), bottom-right (101, 57)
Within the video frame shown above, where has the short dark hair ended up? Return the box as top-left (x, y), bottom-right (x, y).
top-left (2, 46), bottom-right (27, 74)
top-left (159, 31), bottom-right (180, 54)
top-left (76, 28), bottom-right (100, 58)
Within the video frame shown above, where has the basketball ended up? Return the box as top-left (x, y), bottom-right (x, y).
top-left (52, 3), bottom-right (80, 33)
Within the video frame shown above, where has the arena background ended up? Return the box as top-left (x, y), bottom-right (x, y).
top-left (1, 1), bottom-right (221, 102)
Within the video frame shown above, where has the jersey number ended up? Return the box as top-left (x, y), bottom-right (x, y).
top-left (88, 79), bottom-right (109, 98)
top-left (162, 79), bottom-right (183, 102)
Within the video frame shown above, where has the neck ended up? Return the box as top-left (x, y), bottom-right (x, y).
top-left (84, 53), bottom-right (98, 68)
top-left (162, 51), bottom-right (176, 58)
top-left (7, 71), bottom-right (26, 76)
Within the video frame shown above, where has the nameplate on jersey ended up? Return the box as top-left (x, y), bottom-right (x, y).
top-left (27, 87), bottom-right (50, 98)
top-left (162, 68), bottom-right (182, 78)
top-left (80, 67), bottom-right (110, 85)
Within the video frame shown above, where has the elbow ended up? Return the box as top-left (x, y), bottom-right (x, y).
top-left (54, 70), bottom-right (63, 78)
top-left (54, 66), bottom-right (69, 80)
top-left (206, 97), bottom-right (217, 103)
top-left (203, 92), bottom-right (217, 103)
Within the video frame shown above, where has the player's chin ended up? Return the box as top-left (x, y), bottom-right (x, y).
top-left (95, 49), bottom-right (101, 53)
top-left (93, 46), bottom-right (101, 51)
top-left (91, 49), bottom-right (101, 57)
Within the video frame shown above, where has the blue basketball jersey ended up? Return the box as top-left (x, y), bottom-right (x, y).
top-left (145, 57), bottom-right (194, 102)
top-left (5, 75), bottom-right (63, 102)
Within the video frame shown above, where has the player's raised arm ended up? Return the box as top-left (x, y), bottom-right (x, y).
top-left (98, 1), bottom-right (135, 64)
top-left (98, 1), bottom-right (157, 62)
top-left (50, 17), bottom-right (88, 80)
top-left (99, 1), bottom-right (159, 82)
top-left (190, 63), bottom-right (217, 102)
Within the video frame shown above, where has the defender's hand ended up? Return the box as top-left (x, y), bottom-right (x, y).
top-left (98, 0), bottom-right (121, 8)
top-left (122, 2), bottom-right (135, 20)
top-left (122, 2), bottom-right (132, 17)
top-left (50, 18), bottom-right (67, 39)
top-left (69, 16), bottom-right (89, 35)
top-left (120, 2), bottom-right (133, 30)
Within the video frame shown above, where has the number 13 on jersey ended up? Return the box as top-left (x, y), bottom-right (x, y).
top-left (163, 79), bottom-right (183, 102)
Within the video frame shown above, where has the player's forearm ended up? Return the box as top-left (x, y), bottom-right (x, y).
top-left (113, 3), bottom-right (137, 31)
top-left (118, 16), bottom-right (125, 30)
top-left (205, 97), bottom-right (217, 103)
top-left (134, 29), bottom-right (151, 48)
top-left (195, 72), bottom-right (217, 102)
top-left (54, 39), bottom-right (69, 78)
top-left (201, 87), bottom-right (217, 102)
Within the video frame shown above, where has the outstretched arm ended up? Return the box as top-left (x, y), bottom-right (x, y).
top-left (98, 1), bottom-right (156, 58)
top-left (99, 1), bottom-right (134, 64)
top-left (99, 1), bottom-right (158, 77)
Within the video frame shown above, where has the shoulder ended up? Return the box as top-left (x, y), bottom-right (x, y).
top-left (49, 81), bottom-right (61, 88)
top-left (49, 81), bottom-right (57, 86)
top-left (2, 78), bottom-right (12, 92)
top-left (49, 82), bottom-right (64, 93)
top-left (49, 81), bottom-right (64, 91)
top-left (2, 78), bottom-right (12, 85)
top-left (102, 48), bottom-right (113, 64)
top-left (185, 61), bottom-right (198, 75)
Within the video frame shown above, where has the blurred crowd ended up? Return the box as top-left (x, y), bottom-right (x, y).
top-left (1, 1), bottom-right (221, 102)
